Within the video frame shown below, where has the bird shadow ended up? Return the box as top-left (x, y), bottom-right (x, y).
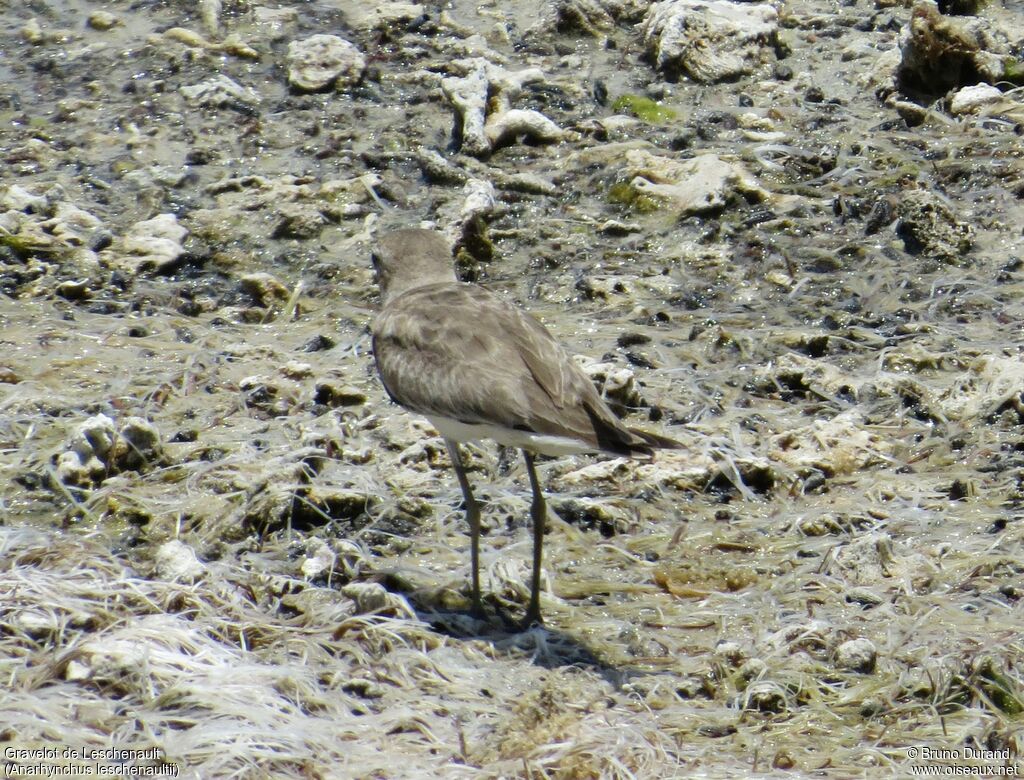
top-left (407, 600), bottom-right (638, 685)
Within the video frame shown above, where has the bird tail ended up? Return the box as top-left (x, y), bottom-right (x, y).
top-left (627, 426), bottom-right (682, 455)
top-left (585, 403), bottom-right (680, 458)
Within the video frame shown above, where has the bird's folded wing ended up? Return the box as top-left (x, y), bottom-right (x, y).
top-left (372, 284), bottom-right (609, 446)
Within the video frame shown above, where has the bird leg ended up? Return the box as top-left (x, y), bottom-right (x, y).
top-left (522, 450), bottom-right (546, 627)
top-left (444, 439), bottom-right (484, 617)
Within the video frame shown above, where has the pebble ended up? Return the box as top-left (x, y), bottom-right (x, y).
top-left (87, 11), bottom-right (119, 31)
top-left (834, 638), bottom-right (878, 673)
top-left (2, 185), bottom-right (48, 212)
top-left (342, 582), bottom-right (416, 618)
top-left (642, 0), bottom-right (780, 83)
top-left (349, 2), bottom-right (427, 31)
top-left (271, 204), bottom-right (328, 240)
top-left (300, 539), bottom-right (336, 580)
top-left (287, 34), bottom-right (366, 92)
top-left (281, 361), bottom-right (314, 379)
top-left (56, 414), bottom-right (117, 486)
top-left (741, 681), bottom-right (787, 713)
top-left (253, 7), bottom-right (298, 40)
top-left (313, 382), bottom-right (368, 408)
top-left (113, 417), bottom-right (163, 471)
top-left (154, 540), bottom-right (206, 582)
top-left (20, 18), bottom-right (43, 44)
top-left (625, 150), bottom-right (767, 215)
top-left (949, 83), bottom-right (1003, 115)
top-left (180, 75), bottom-right (261, 108)
top-left (895, 189), bottom-right (974, 262)
top-left (105, 213), bottom-right (189, 274)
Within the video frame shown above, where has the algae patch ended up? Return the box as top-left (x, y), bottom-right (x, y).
top-left (611, 93), bottom-right (678, 124)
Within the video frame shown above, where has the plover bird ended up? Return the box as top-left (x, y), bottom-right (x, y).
top-left (371, 228), bottom-right (679, 626)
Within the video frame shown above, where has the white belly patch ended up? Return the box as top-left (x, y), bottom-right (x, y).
top-left (426, 414), bottom-right (595, 456)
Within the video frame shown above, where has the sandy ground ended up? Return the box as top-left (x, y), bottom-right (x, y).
top-left (2, 0), bottom-right (1024, 777)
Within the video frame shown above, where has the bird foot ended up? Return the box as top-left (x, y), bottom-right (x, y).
top-left (519, 607), bottom-right (544, 631)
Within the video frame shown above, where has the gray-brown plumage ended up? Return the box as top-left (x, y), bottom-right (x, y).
top-left (371, 227), bottom-right (679, 626)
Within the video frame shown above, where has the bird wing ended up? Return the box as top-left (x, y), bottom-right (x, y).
top-left (372, 283), bottom-right (645, 453)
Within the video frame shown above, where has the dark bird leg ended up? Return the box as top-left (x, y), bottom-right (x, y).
top-left (522, 450), bottom-right (546, 627)
top-left (445, 439), bottom-right (484, 617)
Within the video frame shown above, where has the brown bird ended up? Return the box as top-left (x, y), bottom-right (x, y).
top-left (371, 228), bottom-right (679, 627)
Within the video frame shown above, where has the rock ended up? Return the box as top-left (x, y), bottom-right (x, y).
top-left (313, 382), bottom-right (368, 408)
top-left (341, 582), bottom-right (416, 618)
top-left (559, 458), bottom-right (634, 486)
top-left (200, 0), bottom-right (221, 36)
top-left (20, 18), bottom-right (43, 44)
top-left (564, 139), bottom-right (653, 169)
top-left (442, 64), bottom-right (492, 157)
top-left (154, 540), bottom-right (206, 582)
top-left (157, 27), bottom-right (259, 59)
top-left (203, 174), bottom-right (359, 230)
top-left (40, 203), bottom-right (103, 246)
top-left (769, 409), bottom-right (893, 477)
top-left (715, 639), bottom-right (746, 665)
top-left (287, 34), bottom-right (366, 92)
top-left (56, 414), bottom-right (118, 486)
top-left (834, 638), bottom-right (877, 673)
top-left (1, 185), bottom-right (48, 212)
top-left (339, 677), bottom-right (386, 699)
top-left (458, 178), bottom-right (497, 223)
top-left (55, 279), bottom-right (91, 301)
top-left (281, 361), bottom-right (313, 379)
top-left (845, 587), bottom-right (885, 608)
top-left (897, 1), bottom-right (1009, 96)
top-left (741, 679), bottom-right (786, 712)
top-left (938, 355), bottom-right (1024, 422)
top-left (484, 108), bottom-right (565, 149)
top-left (599, 114), bottom-right (643, 137)
top-left (0, 191), bottom-right (104, 260)
top-left (348, 3), bottom-right (426, 31)
top-left (623, 150), bottom-right (767, 215)
top-left (414, 148), bottom-right (469, 186)
top-left (87, 11), bottom-right (120, 31)
top-left (253, 6), bottom-right (298, 38)
top-left (550, 497), bottom-right (631, 535)
top-left (833, 533), bottom-right (899, 585)
top-left (738, 658), bottom-right (767, 682)
top-left (300, 538), bottom-right (336, 580)
top-left (270, 203), bottom-right (328, 239)
top-left (949, 83), bottom-right (1003, 115)
top-left (892, 100), bottom-right (930, 126)
top-left (493, 172), bottom-right (557, 196)
top-left (112, 417), bottom-right (163, 471)
top-left (122, 165), bottom-right (191, 192)
top-left (56, 414), bottom-right (165, 487)
top-left (529, 0), bottom-right (650, 35)
top-left (72, 414), bottom-right (117, 460)
top-left (535, 0), bottom-right (615, 35)
top-left (180, 75), bottom-right (261, 108)
top-left (104, 213), bottom-right (189, 274)
top-left (597, 219), bottom-right (640, 235)
top-left (320, 174), bottom-right (387, 212)
top-left (574, 356), bottom-right (645, 414)
top-left (441, 59), bottom-right (561, 157)
top-left (895, 189), bottom-right (973, 262)
top-left (642, 0), bottom-right (780, 83)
